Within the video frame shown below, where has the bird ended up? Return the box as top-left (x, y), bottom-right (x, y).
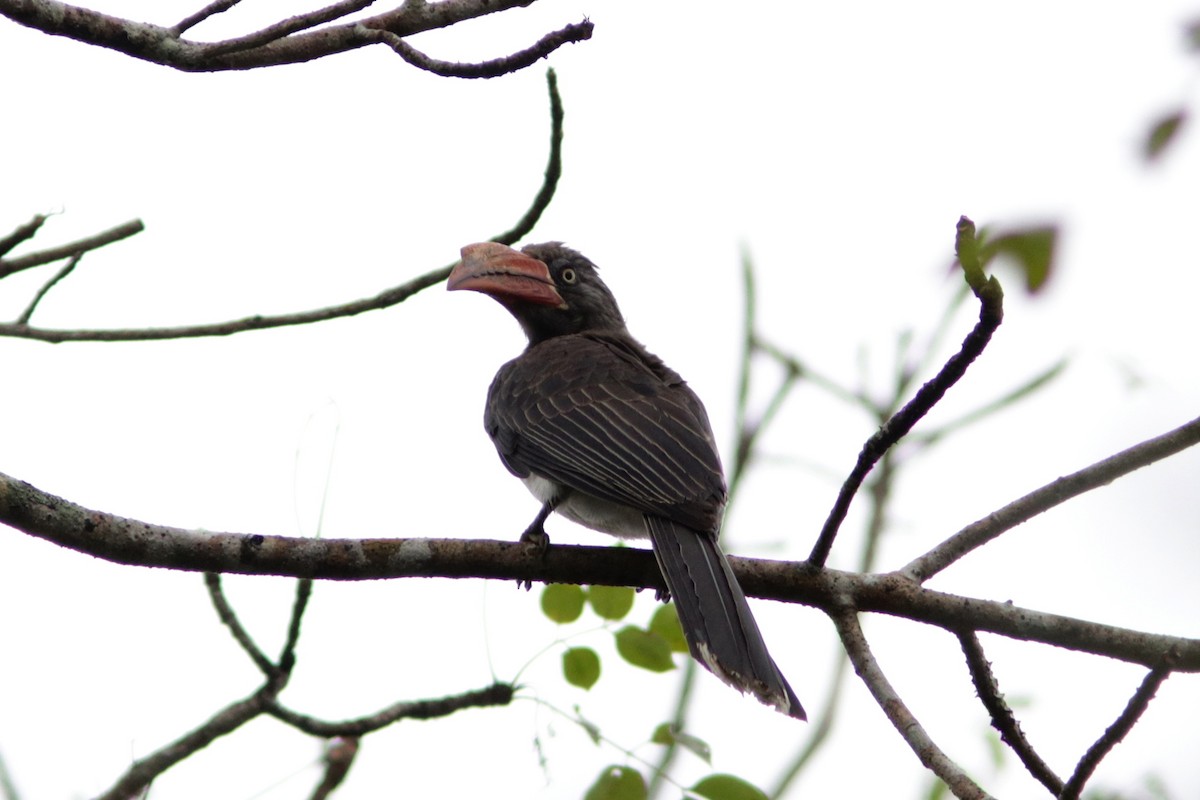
top-left (447, 240), bottom-right (805, 720)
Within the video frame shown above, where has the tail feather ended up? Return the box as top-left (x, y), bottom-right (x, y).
top-left (646, 516), bottom-right (805, 720)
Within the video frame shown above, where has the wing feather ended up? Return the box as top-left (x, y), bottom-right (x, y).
top-left (485, 332), bottom-right (726, 533)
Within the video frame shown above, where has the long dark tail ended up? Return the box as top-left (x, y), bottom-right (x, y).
top-left (646, 516), bottom-right (805, 720)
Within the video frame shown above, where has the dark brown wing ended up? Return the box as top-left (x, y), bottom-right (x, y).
top-left (485, 332), bottom-right (727, 535)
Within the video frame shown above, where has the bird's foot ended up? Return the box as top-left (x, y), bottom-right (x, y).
top-left (515, 522), bottom-right (550, 590)
top-left (514, 499), bottom-right (556, 589)
top-left (654, 585), bottom-right (672, 603)
top-left (519, 524), bottom-right (550, 556)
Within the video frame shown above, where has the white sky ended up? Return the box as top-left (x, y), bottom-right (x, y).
top-left (2, 1), bottom-right (1199, 798)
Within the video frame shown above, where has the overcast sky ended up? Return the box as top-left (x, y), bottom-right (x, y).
top-left (2, 2), bottom-right (1199, 798)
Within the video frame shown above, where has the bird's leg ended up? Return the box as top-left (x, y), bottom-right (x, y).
top-left (519, 496), bottom-right (560, 555)
top-left (515, 496), bottom-right (563, 591)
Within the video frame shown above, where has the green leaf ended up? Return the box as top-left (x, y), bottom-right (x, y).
top-left (585, 765), bottom-right (647, 800)
top-left (562, 646), bottom-right (601, 689)
top-left (614, 626), bottom-right (675, 672)
top-left (588, 585), bottom-right (635, 620)
top-left (690, 774), bottom-right (767, 800)
top-left (1144, 109), bottom-right (1186, 162)
top-left (651, 723), bottom-right (674, 745)
top-left (650, 723), bottom-right (711, 763)
top-left (540, 583), bottom-right (584, 623)
top-left (980, 225), bottom-right (1058, 294)
top-left (649, 603), bottom-right (688, 653)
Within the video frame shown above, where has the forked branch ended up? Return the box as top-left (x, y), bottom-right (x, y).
top-left (0, 0), bottom-right (592, 74)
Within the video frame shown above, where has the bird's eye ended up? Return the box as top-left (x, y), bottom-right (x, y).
top-left (560, 267), bottom-right (577, 285)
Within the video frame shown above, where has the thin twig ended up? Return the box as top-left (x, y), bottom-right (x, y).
top-left (0, 68), bottom-right (563, 344)
top-left (0, 214), bottom-right (48, 259)
top-left (808, 217), bottom-right (1003, 568)
top-left (279, 578), bottom-right (313, 673)
top-left (309, 737), bottom-right (359, 800)
top-left (15, 252), bottom-right (81, 324)
top-left (832, 605), bottom-right (994, 800)
top-left (768, 646), bottom-right (850, 798)
top-left (359, 20), bottom-right (592, 78)
top-left (901, 413), bottom-right (1200, 582)
top-left (170, 0), bottom-right (243, 36)
top-left (752, 334), bottom-right (872, 411)
top-left (1058, 662), bottom-right (1173, 800)
top-left (492, 68), bottom-right (563, 244)
top-left (0, 219), bottom-right (143, 279)
top-left (266, 682), bottom-right (515, 735)
top-left (95, 686), bottom-right (277, 800)
top-left (204, 0), bottom-right (378, 57)
top-left (771, 447), bottom-right (897, 798)
top-left (204, 573), bottom-right (279, 679)
top-left (958, 631), bottom-right (1063, 795)
top-left (910, 358), bottom-right (1067, 447)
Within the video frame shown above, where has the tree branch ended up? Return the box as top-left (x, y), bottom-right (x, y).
top-left (0, 0), bottom-right (592, 73)
top-left (359, 20), bottom-right (592, 78)
top-left (15, 252), bottom-right (81, 324)
top-left (170, 0), bottom-right (245, 36)
top-left (310, 737), bottom-right (359, 800)
top-left (266, 682), bottom-right (516, 736)
top-left (0, 219), bottom-right (143, 279)
top-left (808, 217), bottom-right (1004, 568)
top-left (0, 213), bottom-right (49, 258)
top-left (833, 606), bottom-right (993, 800)
top-left (95, 686), bottom-right (277, 800)
top-left (1058, 662), bottom-right (1173, 800)
top-left (959, 631), bottom-right (1063, 795)
top-left (202, 0), bottom-right (378, 57)
top-left (0, 68), bottom-right (563, 342)
top-left (3, 469), bottom-right (1198, 671)
top-left (205, 572), bottom-right (279, 679)
top-left (901, 413), bottom-right (1200, 583)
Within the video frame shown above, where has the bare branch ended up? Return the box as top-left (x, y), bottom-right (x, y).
top-left (204, 572), bottom-right (279, 679)
top-left (203, 0), bottom-right (379, 57)
top-left (909, 357), bottom-right (1067, 447)
top-left (832, 606), bottom-right (993, 800)
top-left (808, 217), bottom-right (1005, 568)
top-left (279, 577), bottom-right (313, 672)
top-left (901, 413), bottom-right (1200, 582)
top-left (95, 686), bottom-right (276, 800)
top-left (0, 0), bottom-right (589, 73)
top-left (15, 252), bottom-right (81, 324)
top-left (8, 266), bottom-right (451, 342)
top-left (0, 213), bottom-right (49, 258)
top-left (0, 69), bottom-right (564, 343)
top-left (0, 219), bottom-right (143, 279)
top-left (1058, 663), bottom-right (1173, 800)
top-left (4, 469), bottom-right (1197, 671)
top-left (267, 682), bottom-right (515, 736)
top-left (170, 0), bottom-right (245, 36)
top-left (359, 20), bottom-right (592, 78)
top-left (959, 632), bottom-right (1063, 795)
top-left (309, 737), bottom-right (359, 800)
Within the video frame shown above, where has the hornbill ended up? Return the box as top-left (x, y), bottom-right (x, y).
top-left (448, 241), bottom-right (804, 720)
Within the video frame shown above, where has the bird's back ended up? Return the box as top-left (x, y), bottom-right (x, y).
top-left (485, 331), bottom-right (727, 536)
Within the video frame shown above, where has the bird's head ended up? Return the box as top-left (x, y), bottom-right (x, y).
top-left (448, 242), bottom-right (626, 344)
